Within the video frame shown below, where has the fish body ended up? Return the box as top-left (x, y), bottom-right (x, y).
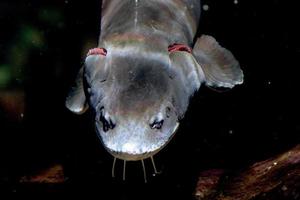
top-left (99, 0), bottom-right (200, 47)
top-left (66, 0), bottom-right (243, 161)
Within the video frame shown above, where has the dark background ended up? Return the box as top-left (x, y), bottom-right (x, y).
top-left (0, 0), bottom-right (299, 199)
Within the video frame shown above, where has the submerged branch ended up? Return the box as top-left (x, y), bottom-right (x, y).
top-left (195, 145), bottom-right (300, 200)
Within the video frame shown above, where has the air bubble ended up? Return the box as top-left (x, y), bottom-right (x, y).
top-left (203, 4), bottom-right (209, 11)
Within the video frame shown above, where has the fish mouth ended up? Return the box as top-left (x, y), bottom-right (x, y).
top-left (105, 146), bottom-right (162, 161)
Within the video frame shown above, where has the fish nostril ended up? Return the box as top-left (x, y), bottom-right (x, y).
top-left (99, 108), bottom-right (115, 132)
top-left (100, 116), bottom-right (115, 132)
top-left (150, 119), bottom-right (164, 129)
top-left (109, 119), bottom-right (116, 129)
top-left (100, 114), bottom-right (109, 132)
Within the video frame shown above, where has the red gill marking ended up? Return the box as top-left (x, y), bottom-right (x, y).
top-left (87, 45), bottom-right (191, 56)
top-left (87, 48), bottom-right (107, 56)
top-left (168, 44), bottom-right (192, 53)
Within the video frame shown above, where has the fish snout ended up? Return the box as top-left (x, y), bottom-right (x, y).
top-left (95, 106), bottom-right (178, 161)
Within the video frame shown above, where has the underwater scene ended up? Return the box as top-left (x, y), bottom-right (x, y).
top-left (0, 0), bottom-right (299, 199)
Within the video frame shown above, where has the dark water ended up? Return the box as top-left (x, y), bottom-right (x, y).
top-left (0, 0), bottom-right (299, 199)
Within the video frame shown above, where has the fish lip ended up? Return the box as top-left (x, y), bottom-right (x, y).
top-left (105, 147), bottom-right (162, 161)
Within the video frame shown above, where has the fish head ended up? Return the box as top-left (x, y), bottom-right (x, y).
top-left (66, 49), bottom-right (184, 161)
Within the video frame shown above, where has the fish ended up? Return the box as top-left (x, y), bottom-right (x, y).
top-left (65, 0), bottom-right (243, 181)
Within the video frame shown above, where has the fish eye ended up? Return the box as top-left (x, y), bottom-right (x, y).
top-left (99, 108), bottom-right (115, 132)
top-left (150, 119), bottom-right (164, 130)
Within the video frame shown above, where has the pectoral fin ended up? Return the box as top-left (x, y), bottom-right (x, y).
top-left (193, 35), bottom-right (243, 88)
top-left (65, 67), bottom-right (89, 114)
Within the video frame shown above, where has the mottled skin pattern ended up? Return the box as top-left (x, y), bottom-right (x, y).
top-left (66, 0), bottom-right (243, 161)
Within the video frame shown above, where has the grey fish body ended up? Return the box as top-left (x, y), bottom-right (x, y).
top-left (100, 0), bottom-right (200, 47)
top-left (66, 0), bottom-right (243, 161)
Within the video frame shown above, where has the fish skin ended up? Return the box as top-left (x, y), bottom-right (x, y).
top-left (66, 0), bottom-right (243, 161)
top-left (100, 0), bottom-right (200, 47)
